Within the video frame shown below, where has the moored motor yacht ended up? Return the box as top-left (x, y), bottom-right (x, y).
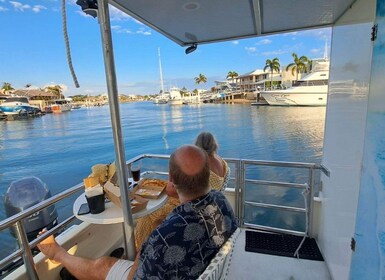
top-left (261, 59), bottom-right (329, 106)
top-left (0, 96), bottom-right (41, 115)
top-left (45, 99), bottom-right (73, 113)
top-left (167, 87), bottom-right (184, 105)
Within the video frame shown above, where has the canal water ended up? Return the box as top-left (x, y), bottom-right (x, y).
top-left (0, 102), bottom-right (326, 260)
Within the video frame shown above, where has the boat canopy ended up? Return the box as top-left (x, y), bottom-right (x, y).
top-left (109, 0), bottom-right (357, 46)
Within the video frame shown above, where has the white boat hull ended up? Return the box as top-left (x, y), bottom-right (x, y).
top-left (168, 99), bottom-right (184, 105)
top-left (261, 86), bottom-right (328, 106)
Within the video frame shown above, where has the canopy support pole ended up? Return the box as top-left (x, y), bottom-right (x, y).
top-left (97, 0), bottom-right (136, 261)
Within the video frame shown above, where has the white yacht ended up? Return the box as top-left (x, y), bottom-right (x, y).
top-left (152, 95), bottom-right (168, 104)
top-left (45, 99), bottom-right (73, 113)
top-left (261, 59), bottom-right (329, 106)
top-left (167, 87), bottom-right (184, 105)
top-left (0, 96), bottom-right (41, 115)
top-left (1, 0), bottom-right (383, 279)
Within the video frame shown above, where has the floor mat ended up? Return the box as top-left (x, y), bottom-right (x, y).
top-left (245, 230), bottom-right (324, 261)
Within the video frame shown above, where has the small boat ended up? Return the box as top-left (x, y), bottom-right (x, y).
top-left (153, 96), bottom-right (168, 104)
top-left (261, 59), bottom-right (329, 106)
top-left (0, 96), bottom-right (41, 115)
top-left (167, 87), bottom-right (184, 105)
top-left (45, 99), bottom-right (72, 113)
top-left (71, 104), bottom-right (82, 109)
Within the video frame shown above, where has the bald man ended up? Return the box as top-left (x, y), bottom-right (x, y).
top-left (38, 145), bottom-right (237, 280)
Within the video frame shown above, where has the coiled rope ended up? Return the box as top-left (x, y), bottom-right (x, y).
top-left (62, 0), bottom-right (80, 88)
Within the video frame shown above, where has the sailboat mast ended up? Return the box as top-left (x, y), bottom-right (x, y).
top-left (158, 48), bottom-right (165, 95)
top-left (323, 39), bottom-right (328, 60)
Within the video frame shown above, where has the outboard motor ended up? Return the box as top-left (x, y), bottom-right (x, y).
top-left (4, 177), bottom-right (58, 241)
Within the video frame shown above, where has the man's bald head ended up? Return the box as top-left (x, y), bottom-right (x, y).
top-left (169, 145), bottom-right (210, 199)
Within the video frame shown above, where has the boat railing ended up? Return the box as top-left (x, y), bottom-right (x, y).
top-left (0, 184), bottom-right (84, 279)
top-left (0, 154), bottom-right (329, 278)
top-left (233, 159), bottom-right (329, 237)
top-left (292, 80), bottom-right (328, 87)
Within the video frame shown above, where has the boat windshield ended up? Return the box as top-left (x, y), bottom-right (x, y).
top-left (5, 97), bottom-right (29, 103)
top-left (293, 80), bottom-right (328, 87)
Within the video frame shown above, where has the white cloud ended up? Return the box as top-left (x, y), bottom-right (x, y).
top-left (232, 40), bottom-right (239, 45)
top-left (310, 48), bottom-right (321, 54)
top-left (32, 5), bottom-right (47, 13)
top-left (10, 1), bottom-right (31, 11)
top-left (136, 29), bottom-right (151, 36)
top-left (0, 6), bottom-right (8, 11)
top-left (75, 10), bottom-right (94, 18)
top-left (261, 49), bottom-right (289, 56)
top-left (245, 46), bottom-right (257, 53)
top-left (111, 25), bottom-right (121, 30)
top-left (256, 39), bottom-right (272, 45)
top-left (111, 25), bottom-right (133, 34)
top-left (109, 5), bottom-right (131, 21)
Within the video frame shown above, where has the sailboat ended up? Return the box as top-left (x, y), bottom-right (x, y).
top-left (153, 48), bottom-right (168, 104)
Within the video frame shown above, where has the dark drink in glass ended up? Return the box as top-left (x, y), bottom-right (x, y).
top-left (131, 168), bottom-right (140, 182)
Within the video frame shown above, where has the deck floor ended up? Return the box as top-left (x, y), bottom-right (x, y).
top-left (227, 229), bottom-right (331, 280)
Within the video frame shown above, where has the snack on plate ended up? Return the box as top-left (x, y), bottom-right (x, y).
top-left (108, 162), bottom-right (118, 184)
top-left (90, 164), bottom-right (109, 184)
top-left (141, 179), bottom-right (168, 188)
top-left (135, 178), bottom-right (167, 199)
top-left (83, 176), bottom-right (100, 189)
top-left (136, 188), bottom-right (162, 197)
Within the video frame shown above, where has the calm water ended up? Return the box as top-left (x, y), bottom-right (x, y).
top-left (0, 102), bottom-right (325, 259)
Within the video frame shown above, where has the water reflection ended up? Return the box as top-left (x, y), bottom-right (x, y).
top-left (0, 102), bottom-right (326, 258)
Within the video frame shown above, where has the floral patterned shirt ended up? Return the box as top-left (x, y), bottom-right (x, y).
top-left (133, 190), bottom-right (237, 279)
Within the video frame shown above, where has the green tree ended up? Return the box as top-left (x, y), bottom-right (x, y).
top-left (194, 74), bottom-right (207, 86)
top-left (180, 87), bottom-right (188, 97)
top-left (1, 82), bottom-right (14, 94)
top-left (286, 53), bottom-right (309, 81)
top-left (45, 85), bottom-right (63, 99)
top-left (263, 58), bottom-right (280, 89)
top-left (226, 71), bottom-right (239, 80)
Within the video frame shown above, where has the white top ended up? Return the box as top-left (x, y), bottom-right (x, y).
top-left (73, 192), bottom-right (168, 224)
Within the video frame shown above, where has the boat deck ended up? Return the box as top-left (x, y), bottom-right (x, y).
top-left (228, 229), bottom-right (331, 279)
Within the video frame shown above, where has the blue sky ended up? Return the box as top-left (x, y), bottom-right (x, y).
top-left (0, 0), bottom-right (331, 96)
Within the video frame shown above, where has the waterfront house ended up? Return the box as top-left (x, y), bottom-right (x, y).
top-left (11, 89), bottom-right (58, 111)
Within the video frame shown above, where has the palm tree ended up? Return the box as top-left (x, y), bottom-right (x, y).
top-left (263, 58), bottom-right (280, 89)
top-left (1, 82), bottom-right (14, 94)
top-left (286, 53), bottom-right (309, 81)
top-left (227, 71), bottom-right (239, 81)
top-left (194, 74), bottom-right (207, 99)
top-left (45, 85), bottom-right (63, 99)
top-left (194, 73), bottom-right (207, 85)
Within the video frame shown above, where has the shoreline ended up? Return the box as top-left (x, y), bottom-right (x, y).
top-left (220, 99), bottom-right (254, 104)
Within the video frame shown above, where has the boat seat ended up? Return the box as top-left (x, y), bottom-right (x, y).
top-left (197, 228), bottom-right (241, 280)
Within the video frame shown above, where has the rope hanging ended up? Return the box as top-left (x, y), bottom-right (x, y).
top-left (62, 0), bottom-right (80, 88)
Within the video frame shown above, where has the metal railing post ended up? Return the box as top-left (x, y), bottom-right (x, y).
top-left (13, 221), bottom-right (39, 280)
top-left (237, 160), bottom-right (246, 225)
top-left (308, 168), bottom-right (315, 237)
top-left (97, 0), bottom-right (136, 260)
